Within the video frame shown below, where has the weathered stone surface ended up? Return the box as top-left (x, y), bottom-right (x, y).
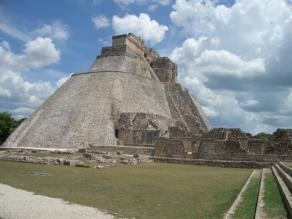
top-left (0, 150), bottom-right (151, 169)
top-left (203, 128), bottom-right (248, 140)
top-left (103, 153), bottom-right (112, 159)
top-left (151, 57), bottom-right (177, 83)
top-left (1, 33), bottom-right (210, 150)
top-left (152, 157), bottom-right (273, 168)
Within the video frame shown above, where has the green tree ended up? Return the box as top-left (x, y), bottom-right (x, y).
top-left (0, 112), bottom-right (26, 144)
top-left (255, 132), bottom-right (271, 138)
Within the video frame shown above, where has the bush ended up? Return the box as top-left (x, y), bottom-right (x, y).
top-left (255, 132), bottom-right (271, 138)
top-left (0, 112), bottom-right (25, 144)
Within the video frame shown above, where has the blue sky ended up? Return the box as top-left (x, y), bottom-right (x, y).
top-left (0, 0), bottom-right (292, 134)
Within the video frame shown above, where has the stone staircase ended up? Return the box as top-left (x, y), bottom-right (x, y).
top-left (224, 164), bottom-right (291, 219)
top-left (272, 162), bottom-right (292, 218)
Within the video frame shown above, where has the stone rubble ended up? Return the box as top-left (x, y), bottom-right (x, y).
top-left (0, 149), bottom-right (152, 169)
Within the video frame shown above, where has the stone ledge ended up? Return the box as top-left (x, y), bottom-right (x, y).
top-left (0, 147), bottom-right (77, 153)
top-left (71, 70), bottom-right (158, 81)
top-left (279, 162), bottom-right (292, 178)
top-left (275, 163), bottom-right (292, 194)
top-left (89, 145), bottom-right (155, 156)
top-left (152, 157), bottom-right (273, 168)
top-left (272, 165), bottom-right (292, 218)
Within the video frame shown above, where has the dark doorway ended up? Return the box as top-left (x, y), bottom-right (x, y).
top-left (115, 129), bottom-right (119, 138)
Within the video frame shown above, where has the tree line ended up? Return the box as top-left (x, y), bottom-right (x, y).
top-left (0, 112), bottom-right (26, 145)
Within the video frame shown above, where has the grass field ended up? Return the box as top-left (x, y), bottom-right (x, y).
top-left (264, 172), bottom-right (287, 218)
top-left (0, 161), bottom-right (251, 219)
top-left (231, 173), bottom-right (261, 219)
top-left (284, 162), bottom-right (292, 168)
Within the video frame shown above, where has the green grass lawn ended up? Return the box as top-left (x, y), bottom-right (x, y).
top-left (233, 173), bottom-right (261, 219)
top-left (0, 161), bottom-right (251, 219)
top-left (284, 162), bottom-right (292, 168)
top-left (263, 172), bottom-right (287, 218)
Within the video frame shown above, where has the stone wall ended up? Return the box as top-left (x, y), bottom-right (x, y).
top-left (203, 128), bottom-right (248, 140)
top-left (154, 137), bottom-right (200, 158)
top-left (118, 129), bottom-right (160, 146)
top-left (152, 157), bottom-right (273, 168)
top-left (154, 138), bottom-right (186, 158)
top-left (168, 127), bottom-right (193, 138)
top-left (151, 57), bottom-right (177, 83)
top-left (198, 139), bottom-right (247, 155)
top-left (164, 83), bottom-right (211, 134)
top-left (117, 112), bottom-right (174, 133)
top-left (151, 128), bottom-right (292, 163)
top-left (197, 153), bottom-right (292, 162)
top-left (90, 55), bottom-right (156, 80)
top-left (89, 145), bottom-right (154, 156)
top-left (144, 48), bottom-right (160, 63)
top-left (246, 139), bottom-right (266, 154)
top-left (112, 34), bottom-right (145, 57)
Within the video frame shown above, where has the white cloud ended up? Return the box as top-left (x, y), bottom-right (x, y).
top-left (240, 100), bottom-right (259, 107)
top-left (194, 50), bottom-right (265, 78)
top-left (171, 37), bottom-right (207, 62)
top-left (112, 13), bottom-right (168, 45)
top-left (24, 37), bottom-right (60, 69)
top-left (0, 6), bottom-right (31, 42)
top-left (0, 42), bottom-right (27, 72)
top-left (0, 22), bottom-right (31, 42)
top-left (92, 15), bottom-right (110, 29)
top-left (169, 0), bottom-right (292, 133)
top-left (114, 0), bottom-right (135, 5)
top-left (0, 7), bottom-right (69, 43)
top-left (114, 0), bottom-right (171, 7)
top-left (183, 76), bottom-right (268, 134)
top-left (148, 4), bottom-right (158, 11)
top-left (56, 74), bottom-right (71, 88)
top-left (170, 0), bottom-right (292, 59)
top-left (0, 87), bottom-right (11, 97)
top-left (11, 107), bottom-right (34, 115)
top-left (34, 21), bottom-right (70, 41)
top-left (0, 39), bottom-right (61, 118)
top-left (154, 0), bottom-right (171, 6)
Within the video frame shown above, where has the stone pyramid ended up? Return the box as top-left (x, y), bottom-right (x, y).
top-left (2, 33), bottom-right (211, 150)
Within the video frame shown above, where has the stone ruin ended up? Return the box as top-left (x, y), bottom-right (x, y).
top-left (154, 128), bottom-right (292, 163)
top-left (1, 33), bottom-right (292, 165)
top-left (1, 33), bottom-right (210, 151)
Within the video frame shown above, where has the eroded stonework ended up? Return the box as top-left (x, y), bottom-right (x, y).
top-left (1, 33), bottom-right (211, 150)
top-left (154, 128), bottom-right (292, 162)
top-left (1, 33), bottom-right (292, 165)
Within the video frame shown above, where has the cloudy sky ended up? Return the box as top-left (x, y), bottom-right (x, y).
top-left (0, 0), bottom-right (292, 134)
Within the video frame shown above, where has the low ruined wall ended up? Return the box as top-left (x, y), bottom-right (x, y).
top-left (154, 138), bottom-right (186, 158)
top-left (199, 139), bottom-right (247, 155)
top-left (90, 145), bottom-right (154, 156)
top-left (168, 127), bottom-right (193, 138)
top-left (154, 137), bottom-right (200, 158)
top-left (118, 129), bottom-right (160, 146)
top-left (197, 153), bottom-right (292, 162)
top-left (152, 157), bottom-right (273, 168)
